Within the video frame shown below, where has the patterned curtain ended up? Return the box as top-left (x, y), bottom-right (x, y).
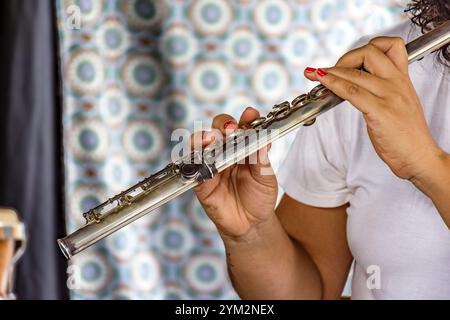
top-left (55, 0), bottom-right (405, 300)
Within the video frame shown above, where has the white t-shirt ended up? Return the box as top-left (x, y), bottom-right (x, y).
top-left (277, 21), bottom-right (450, 300)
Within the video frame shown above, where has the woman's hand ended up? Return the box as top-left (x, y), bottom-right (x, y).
top-left (193, 108), bottom-right (279, 241)
top-left (304, 36), bottom-right (447, 181)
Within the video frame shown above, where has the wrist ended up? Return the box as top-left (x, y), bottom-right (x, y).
top-left (409, 148), bottom-right (450, 196)
top-left (220, 213), bottom-right (277, 248)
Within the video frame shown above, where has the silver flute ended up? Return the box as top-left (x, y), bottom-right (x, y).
top-left (59, 21), bottom-right (450, 259)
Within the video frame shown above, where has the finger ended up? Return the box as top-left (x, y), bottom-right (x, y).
top-left (249, 143), bottom-right (276, 182)
top-left (194, 169), bottom-right (222, 202)
top-left (211, 114), bottom-right (238, 135)
top-left (238, 107), bottom-right (267, 165)
top-left (239, 107), bottom-right (260, 126)
top-left (237, 107), bottom-right (274, 178)
top-left (368, 37), bottom-right (409, 75)
top-left (312, 69), bottom-right (380, 115)
top-left (189, 130), bottom-right (216, 151)
top-left (305, 66), bottom-right (385, 98)
top-left (191, 130), bottom-right (223, 198)
top-left (335, 43), bottom-right (398, 78)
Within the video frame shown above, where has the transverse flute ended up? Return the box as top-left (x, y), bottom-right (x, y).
top-left (58, 21), bottom-right (450, 259)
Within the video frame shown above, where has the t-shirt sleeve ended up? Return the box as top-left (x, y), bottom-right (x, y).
top-left (277, 107), bottom-right (352, 208)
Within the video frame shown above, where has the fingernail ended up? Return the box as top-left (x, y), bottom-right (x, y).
top-left (224, 120), bottom-right (236, 130)
top-left (317, 68), bottom-right (327, 76)
top-left (305, 67), bottom-right (316, 73)
top-left (245, 106), bottom-right (254, 112)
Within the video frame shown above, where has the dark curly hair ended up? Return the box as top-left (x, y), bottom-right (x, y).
top-left (405, 0), bottom-right (450, 66)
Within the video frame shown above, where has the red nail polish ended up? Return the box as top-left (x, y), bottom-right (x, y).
top-left (224, 121), bottom-right (236, 130)
top-left (305, 67), bottom-right (316, 73)
top-left (317, 68), bottom-right (327, 76)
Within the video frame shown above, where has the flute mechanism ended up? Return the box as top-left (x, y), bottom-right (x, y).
top-left (58, 21), bottom-right (450, 259)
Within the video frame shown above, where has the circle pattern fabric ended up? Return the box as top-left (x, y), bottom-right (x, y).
top-left (56, 0), bottom-right (405, 300)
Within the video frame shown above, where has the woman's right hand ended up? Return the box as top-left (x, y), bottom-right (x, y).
top-left (193, 107), bottom-right (279, 241)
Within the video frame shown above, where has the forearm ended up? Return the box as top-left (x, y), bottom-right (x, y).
top-left (221, 214), bottom-right (322, 300)
top-left (410, 151), bottom-right (450, 229)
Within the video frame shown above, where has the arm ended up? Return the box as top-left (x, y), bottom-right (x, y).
top-left (195, 109), bottom-right (352, 300)
top-left (304, 36), bottom-right (450, 229)
top-left (224, 195), bottom-right (352, 300)
top-left (410, 153), bottom-right (450, 229)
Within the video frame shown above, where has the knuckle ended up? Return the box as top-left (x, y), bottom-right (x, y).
top-left (327, 75), bottom-right (339, 87)
top-left (369, 36), bottom-right (384, 45)
top-left (394, 37), bottom-right (405, 47)
top-left (336, 54), bottom-right (348, 67)
top-left (245, 106), bottom-right (260, 116)
top-left (336, 48), bottom-right (357, 67)
top-left (215, 113), bottom-right (231, 121)
top-left (212, 113), bottom-right (233, 128)
top-left (365, 43), bottom-right (378, 54)
top-left (346, 83), bottom-right (360, 96)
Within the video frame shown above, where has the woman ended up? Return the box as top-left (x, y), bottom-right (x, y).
top-left (193, 1), bottom-right (450, 299)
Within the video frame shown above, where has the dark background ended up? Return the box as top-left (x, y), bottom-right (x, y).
top-left (0, 0), bottom-right (68, 300)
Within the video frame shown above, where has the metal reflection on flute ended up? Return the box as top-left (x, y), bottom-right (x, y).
top-left (58, 21), bottom-right (450, 259)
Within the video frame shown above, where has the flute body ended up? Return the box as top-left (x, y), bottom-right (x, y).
top-left (58, 21), bottom-right (450, 259)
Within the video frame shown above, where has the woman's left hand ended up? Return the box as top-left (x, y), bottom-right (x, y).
top-left (304, 36), bottom-right (446, 181)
